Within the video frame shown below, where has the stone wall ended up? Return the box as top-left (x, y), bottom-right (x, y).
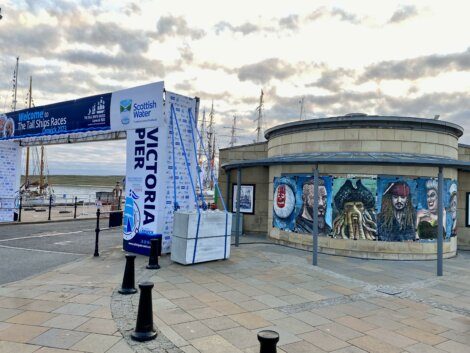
top-left (268, 128), bottom-right (459, 159)
top-left (270, 227), bottom-right (457, 260)
top-left (218, 142), bottom-right (269, 234)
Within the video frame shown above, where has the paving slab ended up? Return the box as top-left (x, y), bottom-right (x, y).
top-left (0, 236), bottom-right (469, 353)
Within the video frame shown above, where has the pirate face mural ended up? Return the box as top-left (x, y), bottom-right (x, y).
top-left (377, 180), bottom-right (416, 242)
top-left (332, 179), bottom-right (377, 240)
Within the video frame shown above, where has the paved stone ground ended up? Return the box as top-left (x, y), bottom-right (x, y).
top-left (0, 237), bottom-right (469, 352)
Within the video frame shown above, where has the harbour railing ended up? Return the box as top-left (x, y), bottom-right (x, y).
top-left (0, 194), bottom-right (123, 223)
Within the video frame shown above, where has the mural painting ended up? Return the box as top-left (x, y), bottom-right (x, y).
top-left (273, 175), bottom-right (457, 242)
top-left (376, 177), bottom-right (417, 242)
top-left (331, 178), bottom-right (377, 240)
top-left (416, 178), bottom-right (444, 240)
top-left (447, 181), bottom-right (457, 237)
top-left (273, 175), bottom-right (332, 235)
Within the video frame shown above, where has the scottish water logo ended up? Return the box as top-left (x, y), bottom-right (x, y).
top-left (120, 99), bottom-right (132, 125)
top-left (133, 100), bottom-right (157, 119)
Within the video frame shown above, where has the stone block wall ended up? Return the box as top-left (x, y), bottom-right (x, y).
top-left (218, 142), bottom-right (269, 235)
top-left (268, 128), bottom-right (459, 159)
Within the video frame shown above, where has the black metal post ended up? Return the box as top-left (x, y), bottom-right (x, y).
top-left (258, 330), bottom-right (279, 353)
top-left (94, 209), bottom-right (100, 257)
top-left (437, 167), bottom-right (444, 276)
top-left (312, 166), bottom-right (319, 266)
top-left (226, 171), bottom-right (231, 209)
top-left (131, 282), bottom-right (157, 341)
top-left (48, 195), bottom-right (52, 221)
top-left (118, 190), bottom-right (122, 211)
top-left (74, 196), bottom-right (78, 219)
top-left (235, 167), bottom-right (242, 247)
top-left (146, 238), bottom-right (161, 270)
top-left (119, 255), bottom-right (138, 294)
top-left (18, 196), bottom-right (22, 222)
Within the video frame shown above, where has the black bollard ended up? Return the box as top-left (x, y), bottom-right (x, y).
top-left (74, 196), bottom-right (78, 219)
top-left (18, 196), bottom-right (22, 222)
top-left (146, 238), bottom-right (161, 270)
top-left (94, 209), bottom-right (100, 257)
top-left (131, 282), bottom-right (157, 342)
top-left (258, 330), bottom-right (279, 353)
top-left (118, 255), bottom-right (138, 295)
top-left (48, 195), bottom-right (53, 221)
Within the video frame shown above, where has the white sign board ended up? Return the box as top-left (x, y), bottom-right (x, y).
top-left (0, 141), bottom-right (21, 222)
top-left (110, 82), bottom-right (164, 132)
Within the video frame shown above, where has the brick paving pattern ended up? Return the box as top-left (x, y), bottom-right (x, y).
top-left (0, 238), bottom-right (469, 352)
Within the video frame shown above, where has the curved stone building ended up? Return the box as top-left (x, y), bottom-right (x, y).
top-left (219, 115), bottom-right (470, 260)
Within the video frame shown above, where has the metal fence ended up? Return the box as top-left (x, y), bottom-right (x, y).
top-left (0, 194), bottom-right (123, 223)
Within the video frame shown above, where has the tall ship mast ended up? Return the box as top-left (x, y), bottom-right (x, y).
top-left (11, 57), bottom-right (19, 112)
top-left (14, 63), bottom-right (54, 205)
top-left (205, 102), bottom-right (215, 190)
top-left (255, 89), bottom-right (264, 142)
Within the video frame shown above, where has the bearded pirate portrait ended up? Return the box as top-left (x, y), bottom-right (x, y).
top-left (377, 181), bottom-right (416, 242)
top-left (294, 177), bottom-right (331, 235)
top-left (331, 179), bottom-right (377, 240)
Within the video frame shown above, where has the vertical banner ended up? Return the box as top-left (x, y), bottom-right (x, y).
top-left (123, 126), bottom-right (168, 255)
top-left (0, 142), bottom-right (21, 222)
top-left (163, 92), bottom-right (198, 253)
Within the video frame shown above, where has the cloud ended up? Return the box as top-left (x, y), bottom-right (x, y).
top-left (279, 15), bottom-right (299, 30)
top-left (389, 5), bottom-right (419, 24)
top-left (179, 44), bottom-right (194, 63)
top-left (330, 8), bottom-right (360, 24)
top-left (308, 68), bottom-right (355, 92)
top-left (59, 49), bottom-right (167, 76)
top-left (66, 22), bottom-right (151, 52)
top-left (261, 89), bottom-right (470, 133)
top-left (123, 2), bottom-right (142, 16)
top-left (307, 7), bottom-right (361, 24)
top-left (0, 24), bottom-right (61, 56)
top-left (214, 21), bottom-right (260, 35)
top-left (156, 15), bottom-right (205, 41)
top-left (359, 48), bottom-right (470, 82)
top-left (237, 58), bottom-right (299, 84)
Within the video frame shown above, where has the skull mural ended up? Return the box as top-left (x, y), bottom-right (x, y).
top-left (332, 179), bottom-right (377, 240)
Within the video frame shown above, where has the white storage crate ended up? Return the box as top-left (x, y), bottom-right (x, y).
top-left (171, 210), bottom-right (232, 265)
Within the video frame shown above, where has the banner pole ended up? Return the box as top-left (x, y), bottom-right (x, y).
top-left (437, 167), bottom-right (444, 276)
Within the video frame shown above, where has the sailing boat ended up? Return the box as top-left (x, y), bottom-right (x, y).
top-left (18, 74), bottom-right (55, 207)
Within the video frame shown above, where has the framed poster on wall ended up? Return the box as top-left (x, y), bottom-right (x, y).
top-left (232, 184), bottom-right (255, 214)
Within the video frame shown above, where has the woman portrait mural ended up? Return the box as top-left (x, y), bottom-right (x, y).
top-left (447, 182), bottom-right (457, 237)
top-left (416, 179), bottom-right (446, 240)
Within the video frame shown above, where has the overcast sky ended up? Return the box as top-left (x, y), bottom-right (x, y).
top-left (1, 0), bottom-right (469, 175)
